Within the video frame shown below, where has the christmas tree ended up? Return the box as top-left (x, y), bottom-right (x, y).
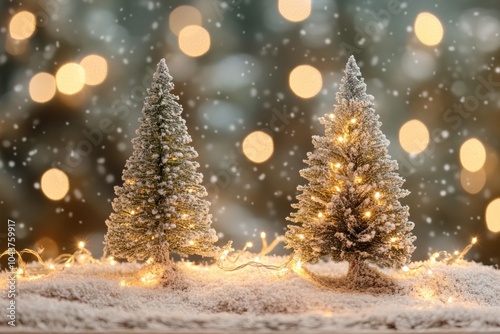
top-left (286, 56), bottom-right (416, 277)
top-left (105, 59), bottom-right (218, 265)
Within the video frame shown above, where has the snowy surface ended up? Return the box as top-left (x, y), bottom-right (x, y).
top-left (2, 256), bottom-right (500, 333)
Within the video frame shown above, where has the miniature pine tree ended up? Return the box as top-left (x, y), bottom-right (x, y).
top-left (105, 59), bottom-right (218, 265)
top-left (286, 56), bottom-right (416, 277)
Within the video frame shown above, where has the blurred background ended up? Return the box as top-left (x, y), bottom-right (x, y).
top-left (1, 0), bottom-right (499, 266)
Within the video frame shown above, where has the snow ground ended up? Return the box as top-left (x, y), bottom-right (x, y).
top-left (2, 256), bottom-right (500, 333)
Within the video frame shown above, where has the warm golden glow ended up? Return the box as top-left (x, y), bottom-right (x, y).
top-left (471, 237), bottom-right (478, 244)
top-left (318, 212), bottom-right (323, 218)
top-left (5, 36), bottom-right (28, 55)
top-left (390, 237), bottom-right (397, 242)
top-left (178, 25), bottom-right (211, 57)
top-left (298, 234), bottom-right (305, 240)
top-left (399, 119), bottom-right (429, 154)
top-left (364, 211), bottom-right (371, 218)
top-left (335, 163), bottom-right (341, 168)
top-left (80, 55), bottom-right (108, 86)
top-left (260, 232), bottom-right (266, 239)
top-left (485, 198), bottom-right (500, 233)
top-left (189, 240), bottom-right (195, 246)
top-left (374, 192), bottom-right (381, 199)
top-left (246, 242), bottom-right (253, 248)
top-left (414, 12), bottom-right (444, 46)
top-left (460, 138), bottom-right (486, 172)
top-left (56, 63), bottom-right (86, 95)
top-left (350, 118), bottom-right (357, 124)
top-left (9, 11), bottom-right (36, 40)
top-left (78, 241), bottom-right (85, 249)
top-left (41, 168), bottom-right (70, 201)
top-left (29, 72), bottom-right (56, 103)
top-left (337, 136), bottom-right (344, 142)
top-left (402, 266), bottom-right (409, 272)
top-left (278, 0), bottom-right (311, 22)
top-left (169, 6), bottom-right (202, 35)
top-left (460, 168), bottom-right (486, 194)
top-left (242, 131), bottom-right (274, 163)
top-left (289, 65), bottom-right (322, 99)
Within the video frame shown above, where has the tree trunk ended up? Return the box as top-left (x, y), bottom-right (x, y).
top-left (347, 258), bottom-right (369, 282)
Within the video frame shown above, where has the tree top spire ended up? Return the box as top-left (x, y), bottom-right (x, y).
top-left (152, 58), bottom-right (174, 91)
top-left (336, 56), bottom-right (369, 104)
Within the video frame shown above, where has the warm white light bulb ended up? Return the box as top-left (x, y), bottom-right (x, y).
top-left (260, 232), bottom-right (266, 239)
top-left (351, 118), bottom-right (356, 124)
top-left (374, 192), bottom-right (381, 199)
top-left (390, 237), bottom-right (397, 243)
top-left (402, 266), bottom-right (409, 272)
top-left (78, 241), bottom-right (85, 249)
top-left (246, 242), bottom-right (253, 248)
top-left (471, 237), bottom-right (477, 244)
top-left (189, 240), bottom-right (195, 246)
top-left (338, 136), bottom-right (344, 142)
top-left (335, 163), bottom-right (341, 168)
top-left (364, 211), bottom-right (371, 218)
top-left (318, 212), bottom-right (323, 218)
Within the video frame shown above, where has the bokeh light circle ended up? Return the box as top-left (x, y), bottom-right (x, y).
top-left (289, 65), bottom-right (322, 99)
top-left (414, 12), bottom-right (444, 46)
top-left (460, 138), bottom-right (486, 172)
top-left (399, 120), bottom-right (430, 154)
top-left (169, 6), bottom-right (202, 36)
top-left (80, 55), bottom-right (108, 86)
top-left (56, 63), bottom-right (86, 95)
top-left (29, 72), bottom-right (57, 103)
top-left (485, 198), bottom-right (500, 233)
top-left (242, 131), bottom-right (274, 163)
top-left (9, 11), bottom-right (36, 40)
top-left (278, 0), bottom-right (311, 22)
top-left (178, 25), bottom-right (211, 57)
top-left (41, 168), bottom-right (70, 201)
top-left (460, 168), bottom-right (486, 194)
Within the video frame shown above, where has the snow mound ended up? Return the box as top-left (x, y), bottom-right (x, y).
top-left (2, 257), bottom-right (499, 332)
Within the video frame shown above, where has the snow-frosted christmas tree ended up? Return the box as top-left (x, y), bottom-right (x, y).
top-left (105, 59), bottom-right (218, 265)
top-left (286, 56), bottom-right (416, 276)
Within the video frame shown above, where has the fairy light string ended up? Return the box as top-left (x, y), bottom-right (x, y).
top-left (0, 241), bottom-right (111, 276)
top-left (0, 235), bottom-right (479, 285)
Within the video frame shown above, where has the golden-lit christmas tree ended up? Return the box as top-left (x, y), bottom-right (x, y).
top-left (105, 59), bottom-right (218, 265)
top-left (286, 56), bottom-right (416, 278)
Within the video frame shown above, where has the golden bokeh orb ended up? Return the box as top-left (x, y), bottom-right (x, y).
top-left (80, 55), bottom-right (108, 86)
top-left (460, 138), bottom-right (486, 172)
top-left (289, 65), bottom-right (322, 99)
top-left (41, 168), bottom-right (70, 201)
top-left (178, 25), bottom-right (211, 57)
top-left (56, 63), bottom-right (86, 95)
top-left (242, 131), bottom-right (274, 163)
top-left (414, 12), bottom-right (444, 46)
top-left (278, 0), bottom-right (311, 22)
top-left (485, 198), bottom-right (500, 233)
top-left (399, 120), bottom-right (430, 154)
top-left (29, 72), bottom-right (57, 103)
top-left (169, 6), bottom-right (203, 35)
top-left (460, 168), bottom-right (486, 194)
top-left (9, 11), bottom-right (36, 40)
